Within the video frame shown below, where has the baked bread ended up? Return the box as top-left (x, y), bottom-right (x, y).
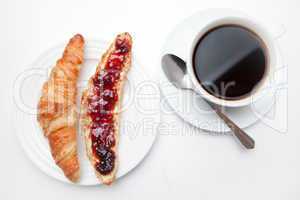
top-left (80, 32), bottom-right (132, 185)
top-left (37, 34), bottom-right (84, 182)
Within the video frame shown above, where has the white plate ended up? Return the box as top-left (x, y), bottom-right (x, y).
top-left (13, 39), bottom-right (160, 185)
top-left (160, 10), bottom-right (284, 133)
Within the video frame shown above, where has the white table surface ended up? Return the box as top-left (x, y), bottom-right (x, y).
top-left (1, 0), bottom-right (299, 199)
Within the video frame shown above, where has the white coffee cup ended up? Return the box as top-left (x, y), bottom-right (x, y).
top-left (182, 9), bottom-right (280, 107)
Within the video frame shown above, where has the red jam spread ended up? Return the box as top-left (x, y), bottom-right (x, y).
top-left (87, 37), bottom-right (131, 175)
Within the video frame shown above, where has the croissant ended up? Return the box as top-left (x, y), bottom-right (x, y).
top-left (37, 34), bottom-right (84, 182)
top-left (80, 33), bottom-right (132, 185)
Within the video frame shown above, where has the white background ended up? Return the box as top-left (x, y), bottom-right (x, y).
top-left (1, 0), bottom-right (299, 199)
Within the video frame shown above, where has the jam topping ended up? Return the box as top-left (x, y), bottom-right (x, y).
top-left (95, 148), bottom-right (115, 175)
top-left (87, 36), bottom-right (131, 175)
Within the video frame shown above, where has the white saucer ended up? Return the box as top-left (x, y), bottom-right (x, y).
top-left (160, 10), bottom-right (284, 133)
top-left (13, 39), bottom-right (160, 185)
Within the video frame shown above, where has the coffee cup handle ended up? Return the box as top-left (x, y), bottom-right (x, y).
top-left (270, 24), bottom-right (286, 41)
top-left (269, 24), bottom-right (287, 88)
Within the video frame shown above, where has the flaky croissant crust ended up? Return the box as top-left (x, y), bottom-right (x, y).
top-left (37, 34), bottom-right (84, 182)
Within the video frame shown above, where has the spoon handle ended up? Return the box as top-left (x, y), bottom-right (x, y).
top-left (207, 102), bottom-right (255, 149)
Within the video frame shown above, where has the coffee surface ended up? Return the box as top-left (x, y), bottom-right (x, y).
top-left (193, 25), bottom-right (267, 100)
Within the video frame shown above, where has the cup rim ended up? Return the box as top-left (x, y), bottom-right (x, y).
top-left (186, 12), bottom-right (277, 107)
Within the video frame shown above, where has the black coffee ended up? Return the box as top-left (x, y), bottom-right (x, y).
top-left (193, 25), bottom-right (267, 100)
